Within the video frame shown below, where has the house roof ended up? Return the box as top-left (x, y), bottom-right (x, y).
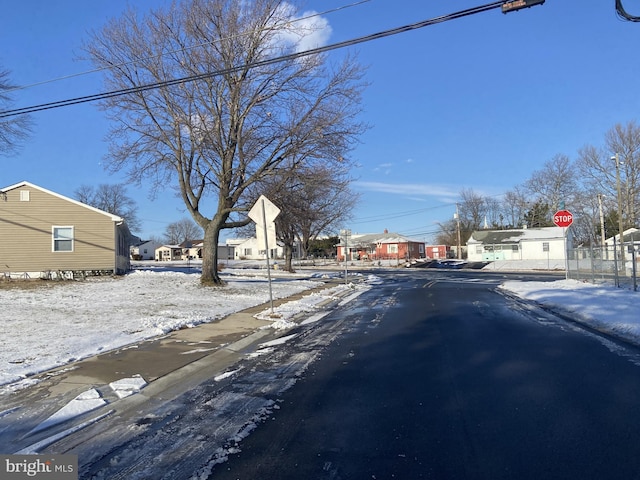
top-left (339, 232), bottom-right (424, 247)
top-left (2, 181), bottom-right (124, 223)
top-left (606, 228), bottom-right (640, 243)
top-left (467, 226), bottom-right (565, 245)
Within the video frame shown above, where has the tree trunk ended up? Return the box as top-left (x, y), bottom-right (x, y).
top-left (283, 242), bottom-right (295, 273)
top-left (201, 221), bottom-right (223, 285)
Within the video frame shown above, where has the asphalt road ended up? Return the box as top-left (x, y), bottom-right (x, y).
top-left (210, 270), bottom-right (640, 480)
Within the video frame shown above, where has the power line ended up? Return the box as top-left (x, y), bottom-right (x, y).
top-left (616, 0), bottom-right (640, 21)
top-left (0, 1), bottom-right (505, 119)
top-left (350, 203), bottom-right (455, 224)
top-left (4, 0), bottom-right (372, 95)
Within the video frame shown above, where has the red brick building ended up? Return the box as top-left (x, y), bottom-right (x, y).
top-left (336, 231), bottom-right (425, 262)
top-left (424, 245), bottom-right (452, 259)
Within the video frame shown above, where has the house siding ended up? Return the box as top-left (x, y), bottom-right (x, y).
top-left (1, 184), bottom-right (123, 275)
top-left (466, 227), bottom-right (566, 262)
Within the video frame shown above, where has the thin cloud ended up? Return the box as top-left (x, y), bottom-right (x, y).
top-left (355, 181), bottom-right (459, 200)
top-left (271, 4), bottom-right (332, 53)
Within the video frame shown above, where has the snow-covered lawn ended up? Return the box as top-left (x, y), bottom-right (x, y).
top-left (499, 278), bottom-right (640, 343)
top-left (0, 267), bottom-right (338, 387)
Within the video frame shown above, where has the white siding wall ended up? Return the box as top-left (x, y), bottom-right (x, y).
top-left (520, 239), bottom-right (565, 260)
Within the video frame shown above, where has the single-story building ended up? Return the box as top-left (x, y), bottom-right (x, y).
top-left (425, 244), bottom-right (452, 259)
top-left (466, 226), bottom-right (567, 262)
top-left (155, 240), bottom-right (235, 261)
top-left (131, 240), bottom-right (162, 260)
top-left (604, 228), bottom-right (640, 251)
top-left (336, 231), bottom-right (425, 262)
top-left (0, 181), bottom-right (132, 279)
top-left (155, 244), bottom-right (184, 262)
top-left (227, 237), bottom-right (283, 260)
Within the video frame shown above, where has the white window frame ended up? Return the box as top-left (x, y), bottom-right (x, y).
top-left (388, 244), bottom-right (398, 254)
top-left (53, 226), bottom-right (74, 252)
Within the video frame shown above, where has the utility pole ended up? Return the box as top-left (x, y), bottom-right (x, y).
top-left (613, 153), bottom-right (626, 271)
top-left (455, 204), bottom-right (462, 259)
top-left (598, 193), bottom-right (607, 259)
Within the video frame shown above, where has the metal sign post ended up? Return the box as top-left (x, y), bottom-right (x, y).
top-left (248, 195), bottom-right (280, 314)
top-left (261, 198), bottom-right (275, 313)
top-left (341, 229), bottom-right (351, 285)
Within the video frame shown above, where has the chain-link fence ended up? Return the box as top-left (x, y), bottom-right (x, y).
top-left (566, 244), bottom-right (639, 291)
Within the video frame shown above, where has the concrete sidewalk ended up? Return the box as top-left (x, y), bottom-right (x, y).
top-left (0, 278), bottom-right (351, 454)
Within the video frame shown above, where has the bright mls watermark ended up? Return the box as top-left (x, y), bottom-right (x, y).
top-left (1, 455), bottom-right (77, 480)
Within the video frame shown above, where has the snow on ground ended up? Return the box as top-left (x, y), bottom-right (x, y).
top-left (1, 260), bottom-right (640, 460)
top-left (0, 265), bottom-right (353, 388)
top-left (499, 278), bottom-right (640, 343)
top-left (1, 261), bottom-right (639, 392)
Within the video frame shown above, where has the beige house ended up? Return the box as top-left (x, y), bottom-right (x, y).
top-left (0, 181), bottom-right (132, 279)
top-left (155, 244), bottom-right (185, 262)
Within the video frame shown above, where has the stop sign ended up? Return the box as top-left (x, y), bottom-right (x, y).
top-left (553, 209), bottom-right (573, 228)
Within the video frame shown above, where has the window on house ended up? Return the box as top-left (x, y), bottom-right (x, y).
top-left (543, 242), bottom-right (549, 252)
top-left (476, 246), bottom-right (482, 254)
top-left (244, 248), bottom-right (252, 256)
top-left (388, 244), bottom-right (398, 254)
top-left (53, 226), bottom-right (74, 252)
top-left (20, 190), bottom-right (30, 201)
top-left (512, 245), bottom-right (519, 252)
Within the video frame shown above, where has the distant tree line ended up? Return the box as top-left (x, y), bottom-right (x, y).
top-left (435, 120), bottom-right (640, 249)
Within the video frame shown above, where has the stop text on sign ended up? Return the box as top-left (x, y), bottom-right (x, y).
top-left (553, 210), bottom-right (573, 228)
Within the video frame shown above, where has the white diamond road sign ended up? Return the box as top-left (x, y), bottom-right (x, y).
top-left (248, 195), bottom-right (280, 248)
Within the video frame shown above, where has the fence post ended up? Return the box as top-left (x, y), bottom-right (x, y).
top-left (613, 235), bottom-right (620, 288)
top-left (590, 244), bottom-right (596, 284)
top-left (633, 247), bottom-right (638, 292)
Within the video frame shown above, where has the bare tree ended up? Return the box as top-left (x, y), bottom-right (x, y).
top-left (458, 188), bottom-right (487, 232)
top-left (606, 121), bottom-right (640, 227)
top-left (484, 196), bottom-right (503, 229)
top-left (501, 187), bottom-right (529, 229)
top-left (74, 183), bottom-right (141, 232)
top-left (435, 188), bottom-right (489, 250)
top-left (434, 218), bottom-right (458, 247)
top-left (164, 218), bottom-right (203, 244)
top-left (257, 163), bottom-right (358, 272)
top-left (577, 121), bottom-right (640, 235)
top-left (84, 0), bottom-right (366, 284)
top-left (524, 154), bottom-right (578, 216)
top-left (0, 69), bottom-right (32, 157)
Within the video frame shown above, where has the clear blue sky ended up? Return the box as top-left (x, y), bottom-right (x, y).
top-left (2, 1), bottom-right (639, 243)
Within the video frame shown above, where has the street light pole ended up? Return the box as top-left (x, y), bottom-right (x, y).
top-left (455, 204), bottom-right (461, 260)
top-left (613, 153), bottom-right (626, 270)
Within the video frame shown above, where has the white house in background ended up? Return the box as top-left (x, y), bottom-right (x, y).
top-left (604, 228), bottom-right (640, 251)
top-left (154, 240), bottom-right (235, 261)
top-left (155, 244), bottom-right (184, 262)
top-left (466, 226), bottom-right (567, 262)
top-left (226, 237), bottom-right (283, 260)
top-left (131, 240), bottom-right (162, 260)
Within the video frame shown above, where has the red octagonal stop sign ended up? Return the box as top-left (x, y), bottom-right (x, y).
top-left (553, 209), bottom-right (573, 228)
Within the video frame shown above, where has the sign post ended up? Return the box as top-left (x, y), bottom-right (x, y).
top-left (553, 209), bottom-right (573, 279)
top-left (248, 195), bottom-right (280, 314)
